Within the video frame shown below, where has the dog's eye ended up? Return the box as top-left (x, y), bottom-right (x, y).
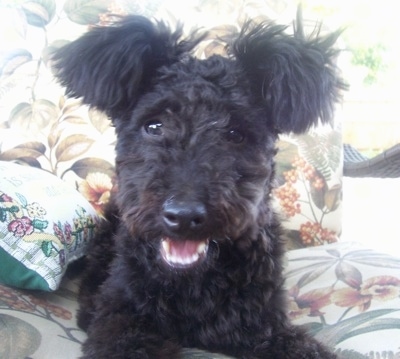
top-left (144, 122), bottom-right (164, 136)
top-left (225, 129), bottom-right (244, 144)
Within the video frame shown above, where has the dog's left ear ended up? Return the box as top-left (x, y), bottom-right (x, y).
top-left (52, 16), bottom-right (203, 119)
top-left (232, 13), bottom-right (347, 134)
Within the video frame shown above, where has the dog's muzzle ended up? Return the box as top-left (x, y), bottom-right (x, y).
top-left (160, 198), bottom-right (210, 268)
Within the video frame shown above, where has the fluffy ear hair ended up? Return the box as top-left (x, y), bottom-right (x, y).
top-left (52, 15), bottom-right (203, 119)
top-left (231, 13), bottom-right (347, 134)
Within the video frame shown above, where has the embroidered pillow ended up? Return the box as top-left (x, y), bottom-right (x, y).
top-left (0, 161), bottom-right (98, 291)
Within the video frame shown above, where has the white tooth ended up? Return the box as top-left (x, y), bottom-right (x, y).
top-left (170, 255), bottom-right (181, 264)
top-left (162, 240), bottom-right (170, 254)
top-left (197, 242), bottom-right (207, 254)
top-left (166, 253), bottom-right (200, 266)
top-left (189, 254), bottom-right (198, 264)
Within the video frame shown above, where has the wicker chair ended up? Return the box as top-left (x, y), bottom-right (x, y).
top-left (344, 143), bottom-right (400, 178)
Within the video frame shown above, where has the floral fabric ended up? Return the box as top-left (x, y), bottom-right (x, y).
top-left (287, 242), bottom-right (400, 357)
top-left (274, 128), bottom-right (343, 249)
top-left (1, 242), bottom-right (399, 358)
top-left (0, 277), bottom-right (85, 359)
top-left (0, 161), bottom-right (98, 291)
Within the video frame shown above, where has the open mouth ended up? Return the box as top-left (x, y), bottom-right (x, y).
top-left (160, 237), bottom-right (209, 268)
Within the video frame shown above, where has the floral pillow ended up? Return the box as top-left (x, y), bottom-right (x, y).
top-left (273, 126), bottom-right (343, 250)
top-left (0, 161), bottom-right (98, 291)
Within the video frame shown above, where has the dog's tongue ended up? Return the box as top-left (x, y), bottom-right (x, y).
top-left (170, 240), bottom-right (198, 255)
top-left (161, 238), bottom-right (208, 267)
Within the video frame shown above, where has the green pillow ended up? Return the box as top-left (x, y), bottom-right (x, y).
top-left (0, 161), bottom-right (98, 291)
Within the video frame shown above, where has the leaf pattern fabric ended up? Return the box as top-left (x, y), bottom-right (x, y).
top-left (287, 242), bottom-right (400, 356)
top-left (1, 242), bottom-right (399, 358)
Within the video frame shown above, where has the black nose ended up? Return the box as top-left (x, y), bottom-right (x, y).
top-left (162, 199), bottom-right (207, 234)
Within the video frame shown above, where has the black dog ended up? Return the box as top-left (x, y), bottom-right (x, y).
top-left (54, 12), bottom-right (345, 359)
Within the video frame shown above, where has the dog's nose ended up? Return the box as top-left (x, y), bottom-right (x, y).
top-left (162, 199), bottom-right (207, 234)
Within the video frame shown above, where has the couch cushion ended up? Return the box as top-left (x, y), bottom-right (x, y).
top-left (0, 278), bottom-right (85, 359)
top-left (0, 162), bottom-right (98, 291)
top-left (1, 242), bottom-right (399, 358)
top-left (286, 241), bottom-right (400, 356)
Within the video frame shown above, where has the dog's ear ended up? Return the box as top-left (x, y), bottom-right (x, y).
top-left (232, 14), bottom-right (347, 134)
top-left (53, 16), bottom-right (203, 119)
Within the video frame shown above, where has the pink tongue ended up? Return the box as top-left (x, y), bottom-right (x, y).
top-left (169, 240), bottom-right (201, 257)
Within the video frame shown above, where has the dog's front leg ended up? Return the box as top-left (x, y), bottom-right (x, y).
top-left (80, 313), bottom-right (181, 359)
top-left (252, 326), bottom-right (337, 359)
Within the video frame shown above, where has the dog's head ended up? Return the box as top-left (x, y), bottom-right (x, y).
top-left (53, 14), bottom-right (345, 270)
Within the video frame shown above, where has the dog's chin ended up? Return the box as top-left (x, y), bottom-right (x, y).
top-left (160, 237), bottom-right (209, 269)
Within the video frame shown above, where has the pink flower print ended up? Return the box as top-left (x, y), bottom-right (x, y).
top-left (53, 223), bottom-right (64, 241)
top-left (8, 217), bottom-right (34, 237)
top-left (0, 193), bottom-right (13, 202)
top-left (64, 222), bottom-right (73, 244)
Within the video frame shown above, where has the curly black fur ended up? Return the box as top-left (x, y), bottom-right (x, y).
top-left (54, 12), bottom-right (345, 359)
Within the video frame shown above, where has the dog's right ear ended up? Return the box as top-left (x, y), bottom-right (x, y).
top-left (231, 16), bottom-right (347, 134)
top-left (53, 16), bottom-right (202, 119)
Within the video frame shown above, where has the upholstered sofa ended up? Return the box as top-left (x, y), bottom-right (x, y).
top-left (1, 1), bottom-right (399, 358)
